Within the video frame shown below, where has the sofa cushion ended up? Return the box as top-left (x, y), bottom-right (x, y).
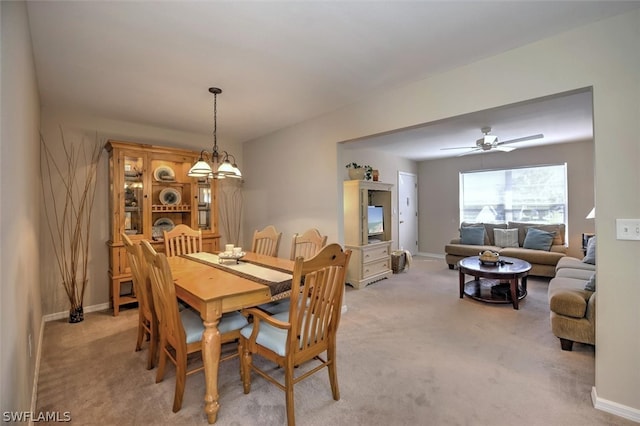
top-left (499, 247), bottom-right (565, 266)
top-left (582, 235), bottom-right (596, 264)
top-left (494, 228), bottom-right (519, 248)
top-left (523, 228), bottom-right (555, 251)
top-left (445, 243), bottom-right (502, 258)
top-left (585, 273), bottom-right (596, 291)
top-left (508, 222), bottom-right (565, 246)
top-left (483, 223), bottom-right (507, 246)
top-left (556, 267), bottom-right (594, 281)
top-left (556, 256), bottom-right (596, 273)
top-left (460, 222), bottom-right (490, 245)
top-left (460, 226), bottom-right (485, 245)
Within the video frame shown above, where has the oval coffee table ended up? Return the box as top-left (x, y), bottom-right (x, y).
top-left (458, 256), bottom-right (531, 310)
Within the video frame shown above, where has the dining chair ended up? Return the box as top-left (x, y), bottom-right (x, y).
top-left (251, 225), bottom-right (282, 257)
top-left (122, 233), bottom-right (158, 370)
top-left (239, 243), bottom-right (352, 426)
top-left (289, 228), bottom-right (327, 261)
top-left (163, 224), bottom-right (202, 257)
top-left (140, 240), bottom-right (248, 413)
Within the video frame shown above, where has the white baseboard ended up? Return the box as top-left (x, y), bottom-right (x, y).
top-left (417, 252), bottom-right (445, 259)
top-left (42, 302), bottom-right (110, 322)
top-left (592, 386), bottom-right (640, 422)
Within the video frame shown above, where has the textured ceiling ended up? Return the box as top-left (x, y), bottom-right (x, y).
top-left (26, 1), bottom-right (638, 158)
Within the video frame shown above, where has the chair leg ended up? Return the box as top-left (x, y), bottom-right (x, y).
top-left (327, 344), bottom-right (340, 400)
top-left (135, 313), bottom-right (144, 351)
top-left (237, 339), bottom-right (244, 381)
top-left (241, 344), bottom-right (252, 394)
top-left (284, 361), bottom-right (296, 426)
top-left (146, 323), bottom-right (157, 370)
top-left (156, 338), bottom-right (168, 383)
top-left (172, 350), bottom-right (187, 413)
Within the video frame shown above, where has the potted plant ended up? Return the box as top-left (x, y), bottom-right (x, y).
top-left (346, 162), bottom-right (373, 180)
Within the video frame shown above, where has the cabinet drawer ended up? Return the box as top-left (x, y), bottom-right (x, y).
top-left (362, 257), bottom-right (390, 278)
top-left (361, 244), bottom-right (390, 262)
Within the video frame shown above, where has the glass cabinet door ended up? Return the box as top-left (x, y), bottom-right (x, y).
top-left (197, 180), bottom-right (212, 230)
top-left (123, 154), bottom-right (145, 237)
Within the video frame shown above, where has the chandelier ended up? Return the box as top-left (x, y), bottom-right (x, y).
top-left (188, 87), bottom-right (242, 179)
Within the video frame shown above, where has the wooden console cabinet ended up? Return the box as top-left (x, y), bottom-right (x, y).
top-left (105, 140), bottom-right (220, 315)
top-left (343, 180), bottom-right (393, 289)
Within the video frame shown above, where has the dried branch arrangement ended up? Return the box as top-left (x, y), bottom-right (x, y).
top-left (40, 129), bottom-right (103, 322)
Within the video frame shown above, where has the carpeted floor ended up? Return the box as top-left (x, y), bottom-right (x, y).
top-left (36, 256), bottom-right (630, 425)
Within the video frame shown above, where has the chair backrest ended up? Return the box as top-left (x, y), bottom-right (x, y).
top-left (289, 228), bottom-right (328, 260)
top-left (122, 234), bottom-right (156, 323)
top-left (141, 240), bottom-right (186, 349)
top-left (251, 225), bottom-right (282, 257)
top-left (287, 243), bottom-right (351, 361)
top-left (163, 224), bottom-right (202, 257)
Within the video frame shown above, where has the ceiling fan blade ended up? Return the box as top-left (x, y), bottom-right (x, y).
top-left (456, 148), bottom-right (481, 157)
top-left (440, 146), bottom-right (478, 151)
top-left (499, 133), bottom-right (544, 145)
top-left (494, 145), bottom-right (516, 152)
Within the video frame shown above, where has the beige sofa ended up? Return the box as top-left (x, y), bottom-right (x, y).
top-left (445, 222), bottom-right (567, 277)
top-left (548, 256), bottom-right (596, 350)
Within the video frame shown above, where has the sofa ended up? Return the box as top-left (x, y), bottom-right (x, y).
top-left (548, 238), bottom-right (596, 351)
top-left (445, 222), bottom-right (567, 277)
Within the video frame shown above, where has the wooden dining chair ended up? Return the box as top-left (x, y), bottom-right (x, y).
top-left (140, 240), bottom-right (248, 413)
top-left (163, 224), bottom-right (202, 257)
top-left (240, 243), bottom-right (352, 426)
top-left (289, 228), bottom-right (328, 261)
top-left (251, 225), bottom-right (282, 257)
top-left (122, 234), bottom-right (158, 370)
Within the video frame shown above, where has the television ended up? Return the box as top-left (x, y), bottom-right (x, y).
top-left (367, 206), bottom-right (384, 236)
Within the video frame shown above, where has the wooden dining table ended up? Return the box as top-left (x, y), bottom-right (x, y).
top-left (166, 251), bottom-right (295, 424)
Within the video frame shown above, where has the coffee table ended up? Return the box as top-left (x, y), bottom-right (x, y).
top-left (458, 255), bottom-right (531, 310)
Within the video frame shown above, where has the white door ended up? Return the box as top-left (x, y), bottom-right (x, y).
top-left (398, 172), bottom-right (418, 254)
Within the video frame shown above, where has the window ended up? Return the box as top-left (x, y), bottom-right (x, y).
top-left (460, 164), bottom-right (567, 225)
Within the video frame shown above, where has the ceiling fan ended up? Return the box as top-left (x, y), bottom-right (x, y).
top-left (441, 126), bottom-right (544, 156)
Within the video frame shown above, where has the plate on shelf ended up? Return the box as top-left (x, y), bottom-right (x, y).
top-left (154, 217), bottom-right (175, 228)
top-left (153, 166), bottom-right (175, 182)
top-left (159, 188), bottom-right (181, 205)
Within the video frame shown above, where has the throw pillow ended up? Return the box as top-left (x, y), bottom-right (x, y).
top-left (582, 235), bottom-right (596, 264)
top-left (585, 273), bottom-right (596, 291)
top-left (494, 228), bottom-right (519, 248)
top-left (522, 228), bottom-right (555, 251)
top-left (460, 226), bottom-right (486, 245)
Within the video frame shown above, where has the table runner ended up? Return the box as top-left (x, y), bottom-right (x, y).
top-left (183, 252), bottom-right (292, 298)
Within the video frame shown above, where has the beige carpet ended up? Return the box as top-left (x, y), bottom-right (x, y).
top-left (36, 256), bottom-right (630, 425)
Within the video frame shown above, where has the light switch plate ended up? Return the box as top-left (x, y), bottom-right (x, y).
top-left (616, 219), bottom-right (640, 240)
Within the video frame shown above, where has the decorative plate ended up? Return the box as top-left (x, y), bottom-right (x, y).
top-left (159, 187), bottom-right (181, 205)
top-left (153, 217), bottom-right (175, 229)
top-left (153, 166), bottom-right (175, 182)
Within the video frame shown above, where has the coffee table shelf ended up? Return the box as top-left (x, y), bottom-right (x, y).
top-left (458, 256), bottom-right (531, 310)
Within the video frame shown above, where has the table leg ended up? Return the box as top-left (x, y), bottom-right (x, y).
top-left (201, 302), bottom-right (222, 424)
top-left (521, 276), bottom-right (528, 293)
top-left (459, 270), bottom-right (465, 298)
top-left (510, 279), bottom-right (519, 310)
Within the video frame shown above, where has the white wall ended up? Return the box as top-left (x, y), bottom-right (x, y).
top-left (419, 139), bottom-right (595, 259)
top-left (242, 10), bottom-right (640, 420)
top-left (1, 1), bottom-right (43, 415)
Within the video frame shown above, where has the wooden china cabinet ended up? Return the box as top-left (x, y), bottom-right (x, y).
top-left (105, 140), bottom-right (220, 316)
